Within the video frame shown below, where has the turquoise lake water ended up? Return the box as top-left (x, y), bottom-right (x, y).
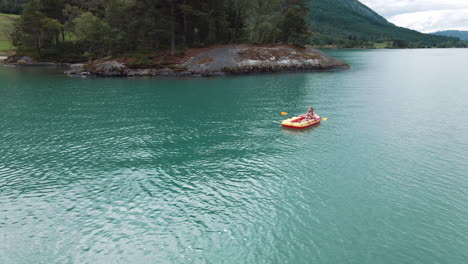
top-left (1, 49), bottom-right (467, 263)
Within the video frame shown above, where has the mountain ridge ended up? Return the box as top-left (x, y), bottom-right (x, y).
top-left (432, 30), bottom-right (468, 41)
top-left (308, 0), bottom-right (466, 48)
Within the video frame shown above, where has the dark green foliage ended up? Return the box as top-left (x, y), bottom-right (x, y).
top-left (11, 0), bottom-right (312, 59)
top-left (280, 1), bottom-right (310, 45)
top-left (9, 0), bottom-right (467, 59)
top-left (0, 0), bottom-right (27, 14)
top-left (392, 39), bottom-right (407, 48)
top-left (10, 0), bottom-right (74, 56)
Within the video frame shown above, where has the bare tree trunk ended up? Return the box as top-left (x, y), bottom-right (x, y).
top-left (183, 5), bottom-right (187, 44)
top-left (234, 0), bottom-right (239, 42)
top-left (171, 4), bottom-right (175, 56)
top-left (37, 36), bottom-right (41, 57)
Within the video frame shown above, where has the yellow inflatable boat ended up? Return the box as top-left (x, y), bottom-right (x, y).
top-left (281, 115), bottom-right (321, 129)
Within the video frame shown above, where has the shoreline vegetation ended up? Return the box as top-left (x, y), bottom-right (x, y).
top-left (2, 0), bottom-right (349, 77)
top-left (1, 0), bottom-right (467, 77)
top-left (4, 44), bottom-right (349, 77)
top-left (7, 1), bottom-right (312, 62)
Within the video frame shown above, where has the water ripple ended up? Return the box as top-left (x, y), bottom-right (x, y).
top-left (1, 50), bottom-right (468, 263)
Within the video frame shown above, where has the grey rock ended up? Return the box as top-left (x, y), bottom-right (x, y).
top-left (126, 69), bottom-right (153, 76)
top-left (65, 63), bottom-right (86, 75)
top-left (4, 55), bottom-right (73, 68)
top-left (152, 68), bottom-right (175, 76)
top-left (89, 60), bottom-right (127, 76)
top-left (185, 45), bottom-right (349, 75)
top-left (8, 45), bottom-right (349, 78)
top-left (17, 56), bottom-right (33, 64)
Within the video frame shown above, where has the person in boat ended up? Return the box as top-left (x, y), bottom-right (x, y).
top-left (304, 107), bottom-right (318, 120)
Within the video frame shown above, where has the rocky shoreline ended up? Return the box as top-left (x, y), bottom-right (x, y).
top-left (4, 45), bottom-right (349, 77)
top-left (3, 56), bottom-right (71, 67)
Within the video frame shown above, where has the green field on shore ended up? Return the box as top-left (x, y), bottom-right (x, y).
top-left (0, 13), bottom-right (17, 52)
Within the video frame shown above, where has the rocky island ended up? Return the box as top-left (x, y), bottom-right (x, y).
top-left (4, 45), bottom-right (349, 77)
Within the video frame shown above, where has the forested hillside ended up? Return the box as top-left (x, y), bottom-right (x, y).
top-left (308, 0), bottom-right (465, 48)
top-left (7, 0), bottom-right (467, 61)
top-left (432, 31), bottom-right (468, 41)
top-left (10, 0), bottom-right (310, 61)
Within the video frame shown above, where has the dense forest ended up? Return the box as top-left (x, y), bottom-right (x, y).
top-left (9, 0), bottom-right (310, 60)
top-left (432, 30), bottom-right (468, 41)
top-left (3, 0), bottom-right (467, 61)
top-left (0, 0), bottom-right (26, 14)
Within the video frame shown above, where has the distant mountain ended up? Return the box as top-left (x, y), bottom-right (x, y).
top-left (432, 30), bottom-right (468, 41)
top-left (310, 0), bottom-right (389, 26)
top-left (308, 0), bottom-right (465, 47)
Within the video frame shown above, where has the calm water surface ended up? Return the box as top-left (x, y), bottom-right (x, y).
top-left (1, 49), bottom-right (467, 263)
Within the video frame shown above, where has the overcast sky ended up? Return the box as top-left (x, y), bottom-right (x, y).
top-left (360, 0), bottom-right (468, 33)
